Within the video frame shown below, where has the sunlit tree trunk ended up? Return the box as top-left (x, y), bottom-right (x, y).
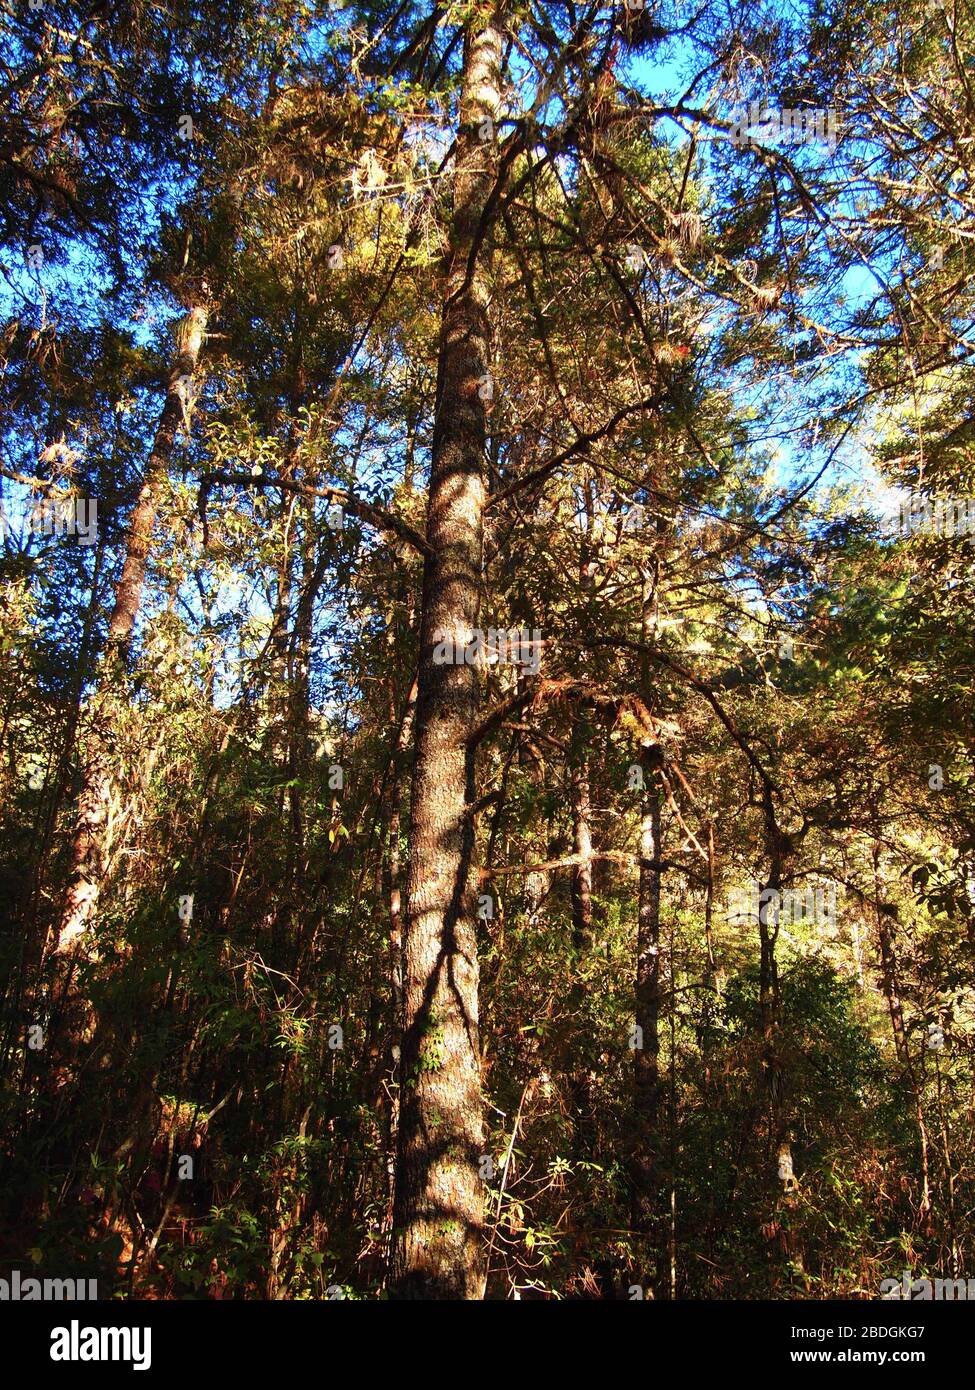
top-left (390, 13), bottom-right (502, 1300)
top-left (52, 304), bottom-right (209, 958)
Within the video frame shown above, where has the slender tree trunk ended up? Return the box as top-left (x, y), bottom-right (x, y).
top-left (568, 748), bottom-right (596, 1145)
top-left (275, 421), bottom-right (309, 908)
top-left (570, 757), bottom-right (594, 942)
top-left (387, 679), bottom-right (418, 1035)
top-left (873, 844), bottom-right (931, 1216)
top-left (758, 792), bottom-right (790, 1146)
top-left (876, 905), bottom-right (909, 1071)
top-left (632, 568), bottom-right (663, 1270)
top-left (290, 491), bottom-right (317, 831)
top-left (383, 676), bottom-right (417, 1248)
top-left (52, 303), bottom-right (209, 958)
top-left (632, 787), bottom-right (661, 1236)
top-left (390, 14), bottom-right (502, 1300)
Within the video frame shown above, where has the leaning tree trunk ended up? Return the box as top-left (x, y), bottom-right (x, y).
top-left (52, 303), bottom-right (209, 959)
top-left (390, 14), bottom-right (502, 1301)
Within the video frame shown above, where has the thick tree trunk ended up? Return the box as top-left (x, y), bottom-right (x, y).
top-left (53, 304), bottom-right (209, 958)
top-left (390, 15), bottom-right (502, 1300)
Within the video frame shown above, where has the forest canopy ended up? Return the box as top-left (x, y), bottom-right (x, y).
top-left (0, 0), bottom-right (973, 1306)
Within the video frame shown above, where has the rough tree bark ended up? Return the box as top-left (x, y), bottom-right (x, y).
top-left (52, 303), bottom-right (209, 958)
top-left (390, 13), bottom-right (502, 1300)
